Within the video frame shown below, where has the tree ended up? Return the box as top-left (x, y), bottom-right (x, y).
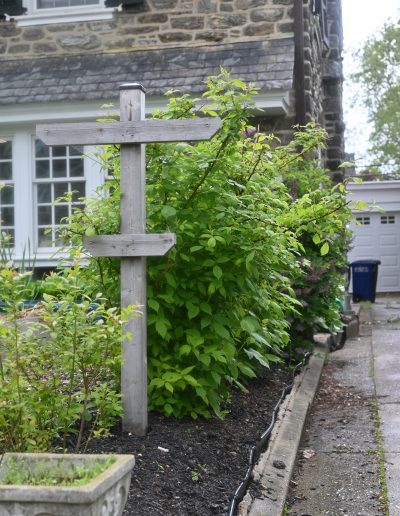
top-left (354, 18), bottom-right (400, 173)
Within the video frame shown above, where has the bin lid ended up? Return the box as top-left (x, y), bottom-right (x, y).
top-left (350, 259), bottom-right (381, 266)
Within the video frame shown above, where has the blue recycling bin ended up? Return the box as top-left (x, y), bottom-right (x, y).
top-left (350, 260), bottom-right (381, 303)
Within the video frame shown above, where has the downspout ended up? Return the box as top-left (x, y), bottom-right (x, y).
top-left (294, 0), bottom-right (306, 126)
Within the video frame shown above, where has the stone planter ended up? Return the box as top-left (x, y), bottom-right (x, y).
top-left (0, 453), bottom-right (135, 516)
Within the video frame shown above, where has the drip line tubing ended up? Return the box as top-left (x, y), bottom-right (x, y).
top-left (227, 353), bottom-right (311, 516)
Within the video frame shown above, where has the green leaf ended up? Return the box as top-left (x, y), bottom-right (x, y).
top-left (186, 301), bottom-right (200, 320)
top-left (213, 265), bottom-right (222, 280)
top-left (238, 363), bottom-right (257, 377)
top-left (148, 299), bottom-right (160, 312)
top-left (184, 375), bottom-right (199, 387)
top-left (200, 302), bottom-right (212, 315)
top-left (213, 323), bottom-right (230, 340)
top-left (199, 354), bottom-right (211, 366)
top-left (179, 344), bottom-right (191, 356)
top-left (165, 382), bottom-right (174, 393)
top-left (240, 316), bottom-right (260, 334)
top-left (312, 234), bottom-right (321, 245)
top-left (155, 318), bottom-right (168, 338)
top-left (164, 403), bottom-right (173, 416)
top-left (161, 205), bottom-right (176, 219)
top-left (207, 237), bottom-right (216, 248)
top-left (320, 242), bottom-right (329, 256)
top-left (186, 330), bottom-right (204, 347)
top-left (181, 366), bottom-right (195, 375)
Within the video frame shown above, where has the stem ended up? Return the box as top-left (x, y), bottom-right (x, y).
top-left (11, 300), bottom-right (24, 449)
top-left (75, 376), bottom-right (89, 452)
top-left (63, 310), bottom-right (78, 451)
top-left (183, 133), bottom-right (232, 208)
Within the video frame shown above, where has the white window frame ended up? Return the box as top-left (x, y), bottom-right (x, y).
top-left (0, 136), bottom-right (16, 249)
top-left (0, 128), bottom-right (104, 267)
top-left (14, 0), bottom-right (115, 26)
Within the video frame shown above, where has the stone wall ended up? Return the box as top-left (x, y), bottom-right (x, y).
top-left (302, 0), bottom-right (344, 178)
top-left (1, 0), bottom-right (295, 58)
top-left (323, 0), bottom-right (344, 179)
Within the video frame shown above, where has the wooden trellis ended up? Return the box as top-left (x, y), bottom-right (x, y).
top-left (37, 83), bottom-right (221, 435)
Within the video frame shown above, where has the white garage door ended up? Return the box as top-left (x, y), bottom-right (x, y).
top-left (348, 212), bottom-right (400, 292)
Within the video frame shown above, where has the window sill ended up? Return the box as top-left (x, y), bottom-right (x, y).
top-left (11, 7), bottom-right (115, 27)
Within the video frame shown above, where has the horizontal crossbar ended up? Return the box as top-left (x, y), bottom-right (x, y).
top-left (84, 233), bottom-right (176, 257)
top-left (37, 118), bottom-right (221, 146)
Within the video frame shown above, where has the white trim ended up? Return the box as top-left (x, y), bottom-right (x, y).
top-left (13, 132), bottom-right (34, 261)
top-left (12, 0), bottom-right (115, 26)
top-left (0, 89), bottom-right (291, 265)
top-left (347, 181), bottom-right (400, 213)
top-left (0, 127), bottom-right (103, 266)
top-left (0, 89), bottom-right (291, 127)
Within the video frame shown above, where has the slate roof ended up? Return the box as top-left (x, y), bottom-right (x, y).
top-left (0, 38), bottom-right (294, 105)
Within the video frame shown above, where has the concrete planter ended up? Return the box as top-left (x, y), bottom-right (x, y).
top-left (0, 453), bottom-right (135, 516)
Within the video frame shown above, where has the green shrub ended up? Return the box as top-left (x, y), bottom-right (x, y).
top-left (276, 127), bottom-right (353, 352)
top-left (0, 259), bottom-right (134, 452)
top-left (63, 72), bottom-right (352, 418)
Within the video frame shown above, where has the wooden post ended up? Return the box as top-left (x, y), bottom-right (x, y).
top-left (36, 87), bottom-right (221, 436)
top-left (119, 83), bottom-right (148, 435)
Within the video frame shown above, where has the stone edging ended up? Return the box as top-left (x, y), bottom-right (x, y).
top-left (238, 337), bottom-right (330, 516)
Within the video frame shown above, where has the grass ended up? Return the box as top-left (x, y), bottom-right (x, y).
top-left (371, 402), bottom-right (389, 516)
top-left (0, 456), bottom-right (116, 487)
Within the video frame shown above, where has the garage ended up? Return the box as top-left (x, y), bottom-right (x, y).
top-left (347, 181), bottom-right (400, 293)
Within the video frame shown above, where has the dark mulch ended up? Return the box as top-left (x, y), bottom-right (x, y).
top-left (86, 365), bottom-right (293, 516)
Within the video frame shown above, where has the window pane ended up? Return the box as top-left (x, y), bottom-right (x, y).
top-left (54, 182), bottom-right (69, 199)
top-left (38, 228), bottom-right (53, 247)
top-left (70, 159), bottom-right (84, 177)
top-left (71, 182), bottom-right (85, 202)
top-left (0, 185), bottom-right (14, 205)
top-left (37, 0), bottom-right (98, 6)
top-left (35, 143), bottom-right (86, 248)
top-left (38, 205), bottom-right (52, 225)
top-left (72, 203), bottom-right (85, 214)
top-left (37, 183), bottom-right (52, 203)
top-left (54, 227), bottom-right (67, 247)
top-left (55, 205), bottom-right (69, 224)
top-left (36, 160), bottom-right (50, 179)
top-left (1, 207), bottom-right (14, 226)
top-left (0, 230), bottom-right (14, 247)
top-left (35, 140), bottom-right (49, 158)
top-left (70, 145), bottom-right (84, 156)
top-left (52, 146), bottom-right (67, 158)
top-left (0, 141), bottom-right (11, 160)
top-left (0, 162), bottom-right (12, 180)
top-left (53, 159), bottom-right (67, 178)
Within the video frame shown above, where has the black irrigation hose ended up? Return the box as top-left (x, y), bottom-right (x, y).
top-left (227, 353), bottom-right (311, 516)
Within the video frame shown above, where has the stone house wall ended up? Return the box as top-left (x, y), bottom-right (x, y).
top-left (0, 0), bottom-right (344, 176)
top-left (302, 0), bottom-right (344, 179)
top-left (1, 0), bottom-right (295, 58)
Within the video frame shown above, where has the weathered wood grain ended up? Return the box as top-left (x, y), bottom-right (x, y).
top-left (119, 85), bottom-right (148, 436)
top-left (84, 233), bottom-right (176, 257)
top-left (36, 118), bottom-right (222, 145)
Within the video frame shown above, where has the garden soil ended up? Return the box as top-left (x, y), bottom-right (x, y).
top-left (86, 366), bottom-right (293, 516)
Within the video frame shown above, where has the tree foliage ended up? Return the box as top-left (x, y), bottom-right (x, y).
top-left (354, 18), bottom-right (400, 171)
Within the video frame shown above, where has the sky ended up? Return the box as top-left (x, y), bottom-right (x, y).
top-left (342, 0), bottom-right (399, 168)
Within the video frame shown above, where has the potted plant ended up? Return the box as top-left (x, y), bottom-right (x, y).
top-left (0, 453), bottom-right (135, 516)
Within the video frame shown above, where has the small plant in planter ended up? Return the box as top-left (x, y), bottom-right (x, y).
top-left (0, 453), bottom-right (135, 516)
